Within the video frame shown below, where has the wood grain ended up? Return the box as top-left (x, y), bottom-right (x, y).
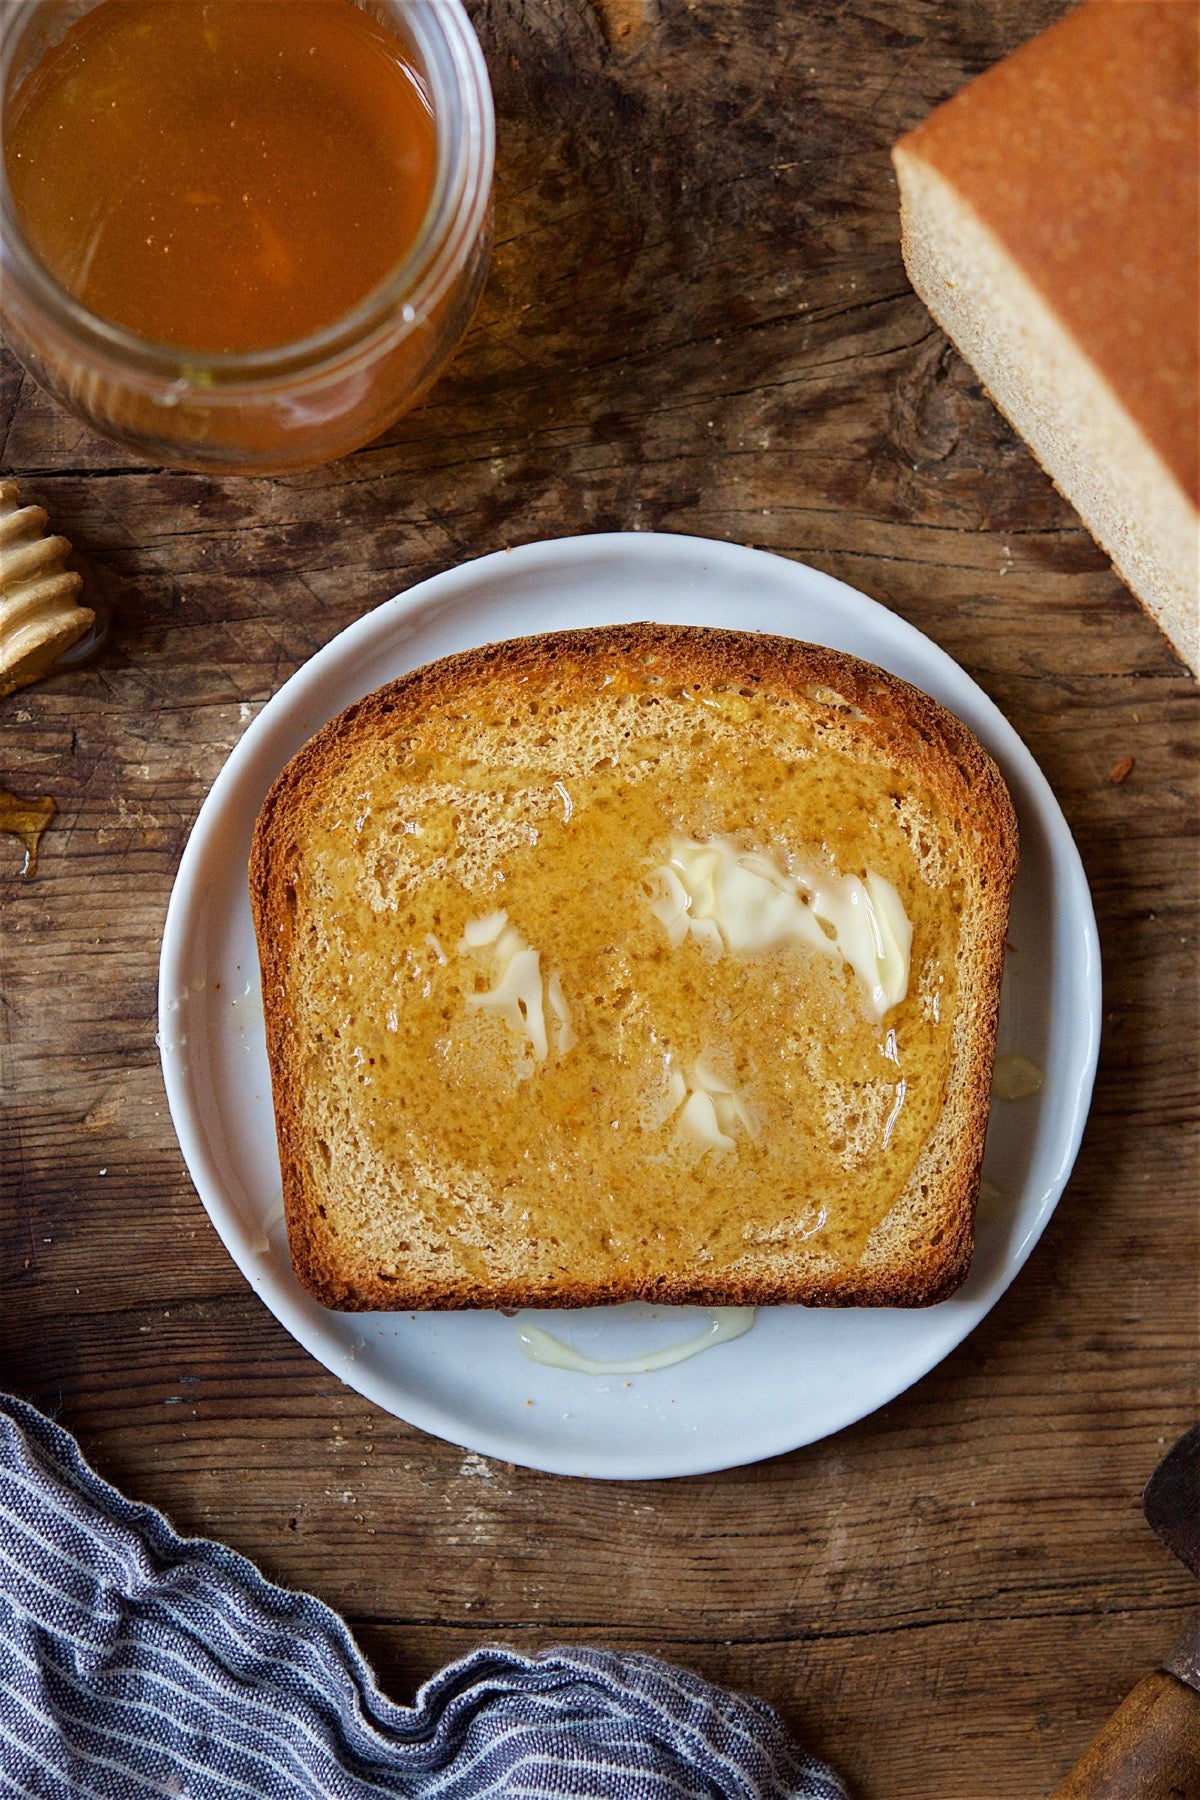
top-left (2, 5), bottom-right (1197, 1798)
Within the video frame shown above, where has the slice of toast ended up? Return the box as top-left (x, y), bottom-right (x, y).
top-left (249, 624), bottom-right (1017, 1311)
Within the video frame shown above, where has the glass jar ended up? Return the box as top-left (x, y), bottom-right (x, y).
top-left (0, 1), bottom-right (494, 475)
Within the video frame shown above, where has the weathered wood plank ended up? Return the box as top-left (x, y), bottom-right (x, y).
top-left (2, 4), bottom-right (1196, 1798)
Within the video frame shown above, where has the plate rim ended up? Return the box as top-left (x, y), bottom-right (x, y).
top-left (158, 530), bottom-right (1102, 1478)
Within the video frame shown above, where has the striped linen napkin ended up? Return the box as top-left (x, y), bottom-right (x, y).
top-left (0, 1394), bottom-right (849, 1799)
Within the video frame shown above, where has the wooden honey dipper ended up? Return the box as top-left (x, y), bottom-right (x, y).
top-left (0, 478), bottom-right (95, 698)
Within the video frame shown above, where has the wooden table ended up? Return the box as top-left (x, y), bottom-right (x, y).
top-left (2, 4), bottom-right (1197, 1795)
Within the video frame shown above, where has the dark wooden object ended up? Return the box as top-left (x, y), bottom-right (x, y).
top-left (1051, 1671), bottom-right (1200, 1800)
top-left (2, 5), bottom-right (1196, 1797)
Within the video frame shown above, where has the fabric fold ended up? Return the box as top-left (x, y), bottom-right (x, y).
top-left (0, 1394), bottom-right (848, 1800)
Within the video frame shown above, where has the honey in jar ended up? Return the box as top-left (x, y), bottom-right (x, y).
top-left (0, 0), bottom-right (494, 472)
top-left (5, 0), bottom-right (438, 354)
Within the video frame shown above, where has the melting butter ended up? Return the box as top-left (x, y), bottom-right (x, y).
top-left (250, 1194), bottom-right (287, 1255)
top-left (668, 1058), bottom-right (754, 1156)
top-left (460, 910), bottom-right (574, 1061)
top-left (976, 1177), bottom-right (1007, 1223)
top-left (545, 968), bottom-right (577, 1054)
top-left (991, 1053), bottom-right (1045, 1101)
top-left (648, 836), bottom-right (912, 1018)
top-left (516, 1306), bottom-right (757, 1375)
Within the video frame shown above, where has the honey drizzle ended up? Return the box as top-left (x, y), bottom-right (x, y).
top-left (295, 690), bottom-right (961, 1282)
top-left (0, 787), bottom-right (56, 878)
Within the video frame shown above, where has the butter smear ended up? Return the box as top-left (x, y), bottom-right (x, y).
top-left (460, 911), bottom-right (575, 1061)
top-left (648, 835), bottom-right (912, 1018)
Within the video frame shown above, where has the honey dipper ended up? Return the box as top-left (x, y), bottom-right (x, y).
top-left (0, 478), bottom-right (95, 698)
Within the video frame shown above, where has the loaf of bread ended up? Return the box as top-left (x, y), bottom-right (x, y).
top-left (250, 625), bottom-right (1018, 1312)
top-left (893, 1), bottom-right (1199, 674)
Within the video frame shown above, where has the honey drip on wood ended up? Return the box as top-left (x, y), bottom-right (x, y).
top-left (5, 0), bottom-right (438, 355)
top-left (0, 787), bottom-right (56, 878)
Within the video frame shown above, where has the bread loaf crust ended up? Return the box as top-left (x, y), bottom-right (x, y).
top-left (895, 1), bottom-right (1198, 505)
top-left (250, 624), bottom-right (1018, 1312)
top-left (892, 2), bottom-right (1199, 671)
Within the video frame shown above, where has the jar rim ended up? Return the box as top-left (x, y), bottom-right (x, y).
top-left (0, 0), bottom-right (495, 390)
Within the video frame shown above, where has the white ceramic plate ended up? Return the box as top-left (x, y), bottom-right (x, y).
top-left (158, 533), bottom-right (1100, 1479)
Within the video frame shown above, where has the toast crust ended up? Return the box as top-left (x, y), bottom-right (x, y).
top-left (250, 624), bottom-right (1018, 1312)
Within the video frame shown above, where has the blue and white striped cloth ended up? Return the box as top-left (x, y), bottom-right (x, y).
top-left (0, 1395), bottom-right (848, 1799)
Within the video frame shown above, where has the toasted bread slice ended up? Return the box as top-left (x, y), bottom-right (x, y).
top-left (250, 624), bottom-right (1017, 1311)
